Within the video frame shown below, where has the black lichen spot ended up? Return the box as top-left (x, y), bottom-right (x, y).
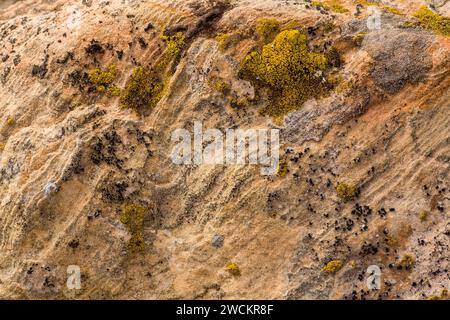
top-left (138, 37), bottom-right (148, 49)
top-left (85, 39), bottom-right (105, 55)
top-left (68, 69), bottom-right (91, 92)
top-left (100, 180), bottom-right (128, 203)
top-left (116, 50), bottom-right (124, 60)
top-left (144, 23), bottom-right (154, 32)
top-left (31, 54), bottom-right (49, 79)
top-left (68, 239), bottom-right (79, 249)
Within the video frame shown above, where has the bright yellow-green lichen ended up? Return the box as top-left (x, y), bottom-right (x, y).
top-left (379, 5), bottom-right (403, 16)
top-left (256, 18), bottom-right (281, 43)
top-left (419, 210), bottom-right (429, 222)
top-left (312, 1), bottom-right (349, 14)
top-left (120, 204), bottom-right (146, 253)
top-left (214, 79), bottom-right (231, 95)
top-left (215, 33), bottom-right (232, 50)
top-left (120, 67), bottom-right (164, 112)
top-left (88, 64), bottom-right (119, 97)
top-left (385, 236), bottom-right (398, 247)
top-left (229, 97), bottom-right (246, 109)
top-left (323, 21), bottom-right (335, 33)
top-left (323, 260), bottom-right (343, 273)
top-left (427, 289), bottom-right (449, 300)
top-left (336, 182), bottom-right (356, 200)
top-left (120, 29), bottom-right (185, 113)
top-left (399, 254), bottom-right (415, 269)
top-left (363, 1), bottom-right (404, 15)
top-left (106, 85), bottom-right (121, 97)
top-left (160, 31), bottom-right (186, 67)
top-left (240, 29), bottom-right (329, 117)
top-left (413, 6), bottom-right (450, 36)
top-left (88, 64), bottom-right (117, 87)
top-left (225, 262), bottom-right (241, 276)
top-left (277, 159), bottom-right (288, 177)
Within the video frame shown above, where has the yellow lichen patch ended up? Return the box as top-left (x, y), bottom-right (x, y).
top-left (336, 182), bottom-right (356, 200)
top-left (384, 236), bottom-right (398, 247)
top-left (215, 33), bottom-right (232, 50)
top-left (225, 262), bottom-right (241, 276)
top-left (277, 158), bottom-right (288, 177)
top-left (229, 97), bottom-right (247, 109)
top-left (323, 260), bottom-right (343, 273)
top-left (160, 30), bottom-right (185, 69)
top-left (311, 1), bottom-right (349, 14)
top-left (88, 64), bottom-right (117, 87)
top-left (6, 117), bottom-right (14, 126)
top-left (323, 21), bottom-right (335, 33)
top-left (413, 6), bottom-right (450, 36)
top-left (399, 254), bottom-right (415, 269)
top-left (357, 1), bottom-right (403, 15)
top-left (329, 74), bottom-right (352, 93)
top-left (427, 289), bottom-right (449, 300)
top-left (120, 67), bottom-right (164, 113)
top-left (240, 29), bottom-right (330, 117)
top-left (120, 204), bottom-right (146, 254)
top-left (419, 210), bottom-right (429, 222)
top-left (106, 85), bottom-right (121, 98)
top-left (256, 18), bottom-right (281, 43)
top-left (88, 64), bottom-right (119, 98)
top-left (214, 79), bottom-right (231, 95)
top-left (380, 5), bottom-right (403, 16)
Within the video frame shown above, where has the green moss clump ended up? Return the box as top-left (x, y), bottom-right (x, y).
top-left (323, 259), bottom-right (343, 273)
top-left (225, 262), bottom-right (241, 276)
top-left (240, 29), bottom-right (329, 117)
top-left (120, 67), bottom-right (164, 112)
top-left (256, 18), bottom-right (281, 43)
top-left (336, 182), bottom-right (356, 200)
top-left (413, 6), bottom-right (450, 36)
top-left (120, 204), bottom-right (146, 253)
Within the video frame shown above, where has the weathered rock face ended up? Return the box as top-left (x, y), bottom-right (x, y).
top-left (0, 0), bottom-right (449, 300)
